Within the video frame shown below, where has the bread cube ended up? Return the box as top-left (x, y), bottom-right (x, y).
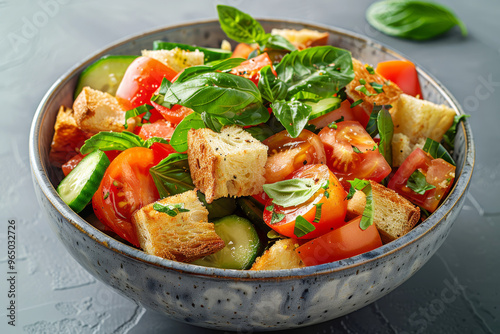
top-left (251, 238), bottom-right (305, 270)
top-left (132, 190), bottom-right (224, 262)
top-left (188, 125), bottom-right (268, 203)
top-left (270, 28), bottom-right (329, 50)
top-left (142, 48), bottom-right (204, 73)
top-left (392, 133), bottom-right (426, 167)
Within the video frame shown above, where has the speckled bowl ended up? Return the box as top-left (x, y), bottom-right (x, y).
top-left (29, 20), bottom-right (474, 331)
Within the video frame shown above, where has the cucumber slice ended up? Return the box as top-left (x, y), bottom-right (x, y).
top-left (153, 41), bottom-right (231, 63)
top-left (57, 150), bottom-right (110, 213)
top-left (306, 97), bottom-right (342, 120)
top-left (74, 55), bottom-right (138, 99)
top-left (192, 215), bottom-right (261, 270)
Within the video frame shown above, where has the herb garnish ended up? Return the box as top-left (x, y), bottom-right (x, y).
top-left (263, 177), bottom-right (327, 207)
top-left (294, 216), bottom-right (316, 238)
top-left (80, 131), bottom-right (168, 154)
top-left (346, 179), bottom-right (374, 230)
top-left (153, 202), bottom-right (190, 217)
top-left (407, 170), bottom-right (436, 195)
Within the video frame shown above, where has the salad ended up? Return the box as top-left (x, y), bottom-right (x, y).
top-left (50, 5), bottom-right (466, 271)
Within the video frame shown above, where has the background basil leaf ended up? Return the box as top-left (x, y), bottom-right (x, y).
top-left (271, 100), bottom-right (311, 138)
top-left (80, 131), bottom-right (145, 154)
top-left (422, 138), bottom-right (456, 166)
top-left (366, 0), bottom-right (467, 41)
top-left (169, 113), bottom-right (205, 152)
top-left (217, 5), bottom-right (267, 44)
top-left (377, 107), bottom-right (394, 166)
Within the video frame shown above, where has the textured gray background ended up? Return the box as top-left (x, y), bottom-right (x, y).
top-left (1, 0), bottom-right (499, 333)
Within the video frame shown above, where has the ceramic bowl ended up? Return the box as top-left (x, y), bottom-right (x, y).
top-left (29, 19), bottom-right (474, 331)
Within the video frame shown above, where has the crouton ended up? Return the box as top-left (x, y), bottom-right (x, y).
top-left (270, 28), bottom-right (329, 50)
top-left (187, 125), bottom-right (268, 204)
top-left (141, 48), bottom-right (204, 73)
top-left (346, 58), bottom-right (402, 115)
top-left (392, 93), bottom-right (456, 144)
top-left (251, 238), bottom-right (305, 270)
top-left (132, 190), bottom-right (224, 262)
top-left (391, 133), bottom-right (426, 167)
top-left (73, 87), bottom-right (126, 133)
top-left (49, 106), bottom-right (91, 165)
top-left (346, 181), bottom-right (420, 243)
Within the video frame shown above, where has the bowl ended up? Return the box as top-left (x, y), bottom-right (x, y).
top-left (29, 19), bottom-right (474, 331)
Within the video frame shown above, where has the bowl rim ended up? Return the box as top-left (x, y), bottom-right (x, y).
top-left (29, 18), bottom-right (475, 280)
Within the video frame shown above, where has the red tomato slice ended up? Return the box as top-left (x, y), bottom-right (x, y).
top-left (150, 142), bottom-right (176, 164)
top-left (318, 121), bottom-right (391, 189)
top-left (263, 164), bottom-right (347, 240)
top-left (116, 56), bottom-right (178, 109)
top-left (138, 119), bottom-right (175, 141)
top-left (308, 100), bottom-right (358, 129)
top-left (152, 102), bottom-right (194, 126)
top-left (231, 43), bottom-right (256, 59)
top-left (230, 53), bottom-right (275, 85)
top-left (376, 60), bottom-right (423, 98)
top-left (263, 129), bottom-right (326, 184)
top-left (92, 147), bottom-right (159, 246)
top-left (387, 148), bottom-right (455, 212)
top-left (296, 216), bottom-right (382, 266)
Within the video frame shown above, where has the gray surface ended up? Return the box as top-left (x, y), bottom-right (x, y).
top-left (0, 0), bottom-right (498, 333)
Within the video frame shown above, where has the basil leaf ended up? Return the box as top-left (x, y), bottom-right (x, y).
top-left (350, 99), bottom-right (363, 108)
top-left (275, 46), bottom-right (354, 99)
top-left (366, 0), bottom-right (467, 41)
top-left (359, 183), bottom-right (374, 230)
top-left (355, 85), bottom-right (377, 97)
top-left (217, 5), bottom-right (267, 44)
top-left (124, 104), bottom-right (154, 129)
top-left (245, 124), bottom-right (275, 141)
top-left (271, 100), bottom-right (311, 138)
top-left (370, 82), bottom-right (384, 93)
top-left (422, 138), bottom-right (455, 166)
top-left (263, 34), bottom-right (297, 52)
top-left (407, 170), bottom-right (436, 195)
top-left (263, 177), bottom-right (326, 207)
top-left (80, 131), bottom-right (145, 154)
top-left (201, 112), bottom-right (224, 133)
top-left (169, 113), bottom-right (205, 152)
top-left (144, 137), bottom-right (170, 148)
top-left (153, 202), bottom-right (190, 217)
top-left (346, 178), bottom-right (370, 200)
top-left (365, 65), bottom-right (375, 74)
top-left (443, 114), bottom-right (470, 149)
top-left (271, 212), bottom-right (286, 225)
top-left (377, 107), bottom-right (394, 166)
top-left (366, 104), bottom-right (392, 137)
top-left (294, 216), bottom-right (316, 238)
top-left (258, 65), bottom-right (288, 103)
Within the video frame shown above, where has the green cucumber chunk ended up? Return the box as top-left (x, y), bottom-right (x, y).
top-left (192, 215), bottom-right (261, 270)
top-left (153, 41), bottom-right (231, 63)
top-left (57, 150), bottom-right (110, 213)
top-left (74, 55), bottom-right (138, 99)
top-left (306, 97), bottom-right (342, 120)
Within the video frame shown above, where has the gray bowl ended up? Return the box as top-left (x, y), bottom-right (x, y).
top-left (29, 19), bottom-right (474, 331)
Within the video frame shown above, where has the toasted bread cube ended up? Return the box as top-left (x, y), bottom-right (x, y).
top-left (188, 125), bottom-right (268, 203)
top-left (392, 93), bottom-right (456, 144)
top-left (49, 106), bottom-right (91, 165)
top-left (132, 190), bottom-right (224, 262)
top-left (347, 181), bottom-right (420, 243)
top-left (271, 28), bottom-right (329, 50)
top-left (73, 87), bottom-right (126, 133)
top-left (346, 58), bottom-right (402, 115)
top-left (251, 238), bottom-right (305, 271)
top-left (142, 48), bottom-right (204, 73)
top-left (392, 133), bottom-right (426, 167)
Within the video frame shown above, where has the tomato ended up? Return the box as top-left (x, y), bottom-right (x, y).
top-left (376, 60), bottom-right (423, 98)
top-left (152, 102), bottom-right (194, 126)
top-left (138, 119), bottom-right (175, 141)
top-left (263, 129), bottom-right (327, 184)
top-left (252, 191), bottom-right (269, 206)
top-left (116, 56), bottom-right (178, 109)
top-left (61, 150), bottom-right (121, 176)
top-left (231, 43), bottom-right (256, 59)
top-left (318, 121), bottom-right (391, 189)
top-left (263, 164), bottom-right (347, 240)
top-left (387, 148), bottom-right (455, 212)
top-left (92, 147), bottom-right (159, 246)
top-left (150, 142), bottom-right (176, 164)
top-left (308, 100), bottom-right (358, 129)
top-left (230, 53), bottom-right (275, 85)
top-left (296, 216), bottom-right (382, 266)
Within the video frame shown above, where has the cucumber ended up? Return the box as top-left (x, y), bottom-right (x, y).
top-left (74, 55), bottom-right (138, 99)
top-left (306, 97), bottom-right (342, 120)
top-left (57, 150), bottom-right (110, 213)
top-left (237, 197), bottom-right (271, 233)
top-left (192, 215), bottom-right (261, 270)
top-left (153, 41), bottom-right (231, 63)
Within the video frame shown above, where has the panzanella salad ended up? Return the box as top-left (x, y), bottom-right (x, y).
top-left (50, 5), bottom-right (468, 270)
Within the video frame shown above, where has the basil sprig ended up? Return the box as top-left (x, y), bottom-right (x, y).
top-left (80, 131), bottom-right (168, 154)
top-left (263, 177), bottom-right (327, 207)
top-left (366, 0), bottom-right (467, 41)
top-left (422, 138), bottom-right (455, 166)
top-left (407, 170), bottom-right (436, 195)
top-left (347, 179), bottom-right (374, 230)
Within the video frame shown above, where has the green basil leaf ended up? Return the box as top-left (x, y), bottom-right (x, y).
top-left (377, 107), bottom-right (394, 166)
top-left (422, 138), bottom-right (455, 166)
top-left (217, 5), bottom-right (267, 44)
top-left (123, 104), bottom-right (155, 129)
top-left (313, 203), bottom-right (323, 223)
top-left (365, 65), bottom-right (375, 74)
top-left (263, 34), bottom-right (297, 52)
top-left (442, 114), bottom-right (470, 149)
top-left (407, 170), bottom-right (436, 195)
top-left (366, 0), bottom-right (467, 41)
top-left (169, 113), bottom-right (205, 153)
top-left (346, 178), bottom-right (370, 200)
top-left (245, 124), bottom-right (275, 142)
top-left (80, 131), bottom-right (145, 154)
top-left (355, 85), bottom-right (377, 97)
top-left (370, 82), bottom-right (384, 93)
top-left (359, 183), bottom-right (374, 230)
top-left (153, 202), bottom-right (190, 217)
top-left (201, 112), bottom-right (224, 133)
top-left (144, 137), bottom-right (170, 148)
top-left (263, 177), bottom-right (326, 207)
top-left (366, 104), bottom-right (392, 137)
top-left (271, 99), bottom-right (311, 138)
top-left (294, 216), bottom-right (316, 238)
top-left (258, 65), bottom-right (288, 103)
top-left (271, 211), bottom-right (286, 225)
top-left (275, 46), bottom-right (354, 99)
top-left (350, 99), bottom-right (363, 108)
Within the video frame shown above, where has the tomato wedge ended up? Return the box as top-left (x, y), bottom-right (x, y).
top-left (263, 164), bottom-right (347, 240)
top-left (230, 53), bottom-right (275, 85)
top-left (318, 121), bottom-right (391, 189)
top-left (308, 100), bottom-right (358, 129)
top-left (92, 147), bottom-right (159, 246)
top-left (231, 43), bottom-right (257, 59)
top-left (138, 119), bottom-right (175, 141)
top-left (296, 216), bottom-right (382, 266)
top-left (152, 102), bottom-right (194, 126)
top-left (376, 60), bottom-right (423, 98)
